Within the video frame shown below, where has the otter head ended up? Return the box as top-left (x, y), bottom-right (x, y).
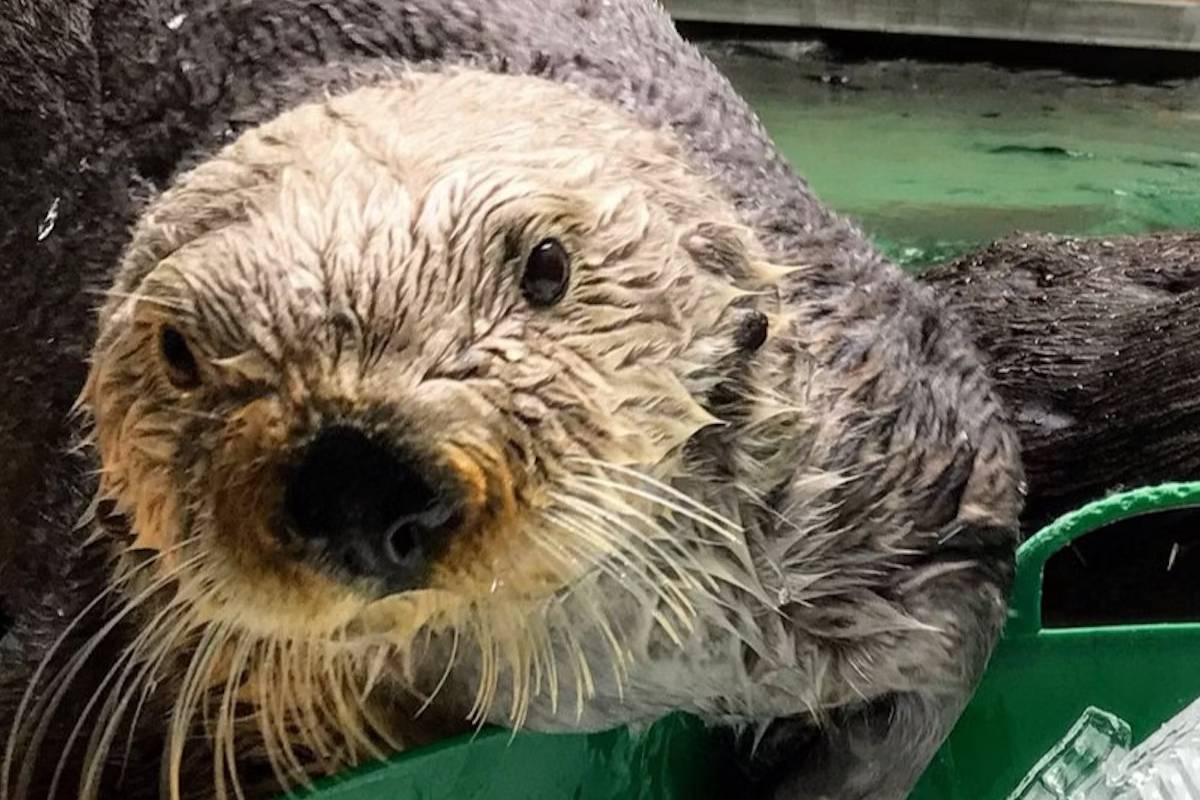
top-left (76, 69), bottom-right (790, 792)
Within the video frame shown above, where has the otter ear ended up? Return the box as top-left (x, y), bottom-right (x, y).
top-left (733, 308), bottom-right (769, 354)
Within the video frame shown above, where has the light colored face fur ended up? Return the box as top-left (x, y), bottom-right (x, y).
top-left (65, 70), bottom-right (788, 795)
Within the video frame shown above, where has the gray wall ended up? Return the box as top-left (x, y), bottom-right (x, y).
top-left (664, 0), bottom-right (1200, 52)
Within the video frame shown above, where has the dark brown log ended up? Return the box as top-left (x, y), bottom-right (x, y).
top-left (922, 231), bottom-right (1200, 533)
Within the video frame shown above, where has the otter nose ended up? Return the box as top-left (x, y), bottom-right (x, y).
top-left (283, 425), bottom-right (459, 588)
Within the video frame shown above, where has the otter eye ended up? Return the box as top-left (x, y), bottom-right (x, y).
top-left (158, 325), bottom-right (201, 390)
top-left (521, 238), bottom-right (571, 307)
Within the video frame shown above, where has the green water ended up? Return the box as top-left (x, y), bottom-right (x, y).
top-left (705, 44), bottom-right (1200, 267)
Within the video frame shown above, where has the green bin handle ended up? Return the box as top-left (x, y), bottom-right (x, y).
top-left (1008, 481), bottom-right (1200, 636)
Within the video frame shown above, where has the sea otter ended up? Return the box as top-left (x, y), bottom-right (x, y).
top-left (0, 3), bottom-right (1022, 799)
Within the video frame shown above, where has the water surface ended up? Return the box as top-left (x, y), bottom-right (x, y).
top-left (704, 43), bottom-right (1200, 267)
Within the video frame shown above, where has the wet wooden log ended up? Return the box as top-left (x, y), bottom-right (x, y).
top-left (922, 231), bottom-right (1200, 533)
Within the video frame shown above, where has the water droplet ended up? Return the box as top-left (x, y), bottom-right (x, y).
top-left (37, 197), bottom-right (61, 242)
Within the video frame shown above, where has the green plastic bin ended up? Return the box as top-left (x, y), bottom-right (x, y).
top-left (296, 714), bottom-right (717, 799)
top-left (299, 483), bottom-right (1200, 800)
top-left (910, 482), bottom-right (1200, 799)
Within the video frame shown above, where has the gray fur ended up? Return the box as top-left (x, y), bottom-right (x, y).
top-left (0, 2), bottom-right (1023, 799)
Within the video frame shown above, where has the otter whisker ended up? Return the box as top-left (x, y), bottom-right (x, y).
top-left (165, 617), bottom-right (225, 799)
top-left (533, 512), bottom-right (645, 595)
top-left (290, 640), bottom-right (339, 775)
top-left (570, 475), bottom-right (749, 581)
top-left (359, 640), bottom-right (391, 701)
top-left (540, 505), bottom-right (694, 655)
top-left (558, 491), bottom-right (707, 597)
top-left (6, 547), bottom-right (207, 800)
top-left (545, 498), bottom-right (698, 638)
top-left (306, 642), bottom-right (351, 751)
top-left (568, 474), bottom-right (739, 558)
top-left (92, 288), bottom-right (191, 312)
top-left (1, 534), bottom-right (201, 796)
top-left (214, 635), bottom-right (254, 800)
top-left (535, 524), bottom-right (685, 661)
top-left (320, 649), bottom-right (391, 764)
top-left (569, 473), bottom-right (770, 604)
top-left (79, 598), bottom-right (194, 800)
top-left (466, 615), bottom-right (497, 725)
top-left (564, 474), bottom-right (716, 556)
top-left (531, 624), bottom-right (552, 717)
top-left (551, 584), bottom-right (632, 712)
top-left (260, 638), bottom-right (315, 795)
top-left (47, 614), bottom-right (174, 800)
top-left (503, 625), bottom-right (529, 728)
top-left (460, 521), bottom-right (582, 728)
top-left (521, 530), bottom-right (625, 717)
top-left (346, 669), bottom-right (404, 759)
top-left (571, 459), bottom-right (744, 539)
top-left (548, 484), bottom-right (785, 694)
top-left (573, 594), bottom-right (631, 700)
top-left (517, 619), bottom-right (549, 731)
top-left (334, 644), bottom-right (398, 764)
top-left (414, 626), bottom-right (460, 717)
top-left (533, 513), bottom-right (676, 654)
top-left (522, 617), bottom-right (547, 720)
top-left (269, 639), bottom-right (321, 778)
top-left (308, 641), bottom-right (352, 764)
top-left (558, 607), bottom-right (596, 723)
top-left (527, 601), bottom-right (562, 718)
top-left (247, 643), bottom-right (299, 799)
top-left (51, 575), bottom-right (207, 800)
top-left (546, 488), bottom-right (686, 578)
top-left (119, 603), bottom-right (203, 783)
top-left (544, 611), bottom-right (562, 718)
top-left (485, 620), bottom-right (511, 729)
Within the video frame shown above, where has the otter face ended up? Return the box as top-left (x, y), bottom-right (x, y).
top-left (78, 66), bottom-right (782, 760)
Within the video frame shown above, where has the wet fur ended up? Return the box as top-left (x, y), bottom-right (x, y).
top-left (1, 2), bottom-right (1022, 799)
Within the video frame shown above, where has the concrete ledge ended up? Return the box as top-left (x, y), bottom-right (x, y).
top-left (664, 0), bottom-right (1200, 52)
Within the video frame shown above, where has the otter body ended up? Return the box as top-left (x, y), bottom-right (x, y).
top-left (1, 3), bottom-right (1021, 799)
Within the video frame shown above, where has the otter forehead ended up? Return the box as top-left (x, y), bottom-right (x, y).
top-left (110, 71), bottom-right (714, 313)
top-left (106, 71), bottom-right (745, 375)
